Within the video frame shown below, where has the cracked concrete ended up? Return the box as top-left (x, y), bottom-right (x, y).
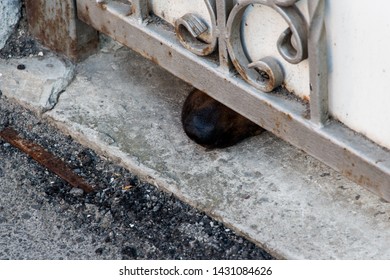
top-left (0, 54), bottom-right (75, 113)
top-left (2, 45), bottom-right (390, 259)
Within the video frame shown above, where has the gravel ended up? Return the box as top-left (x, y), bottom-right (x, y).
top-left (0, 95), bottom-right (274, 260)
top-left (0, 2), bottom-right (45, 59)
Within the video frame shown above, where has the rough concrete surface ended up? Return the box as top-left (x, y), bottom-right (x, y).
top-left (0, 55), bottom-right (75, 112)
top-left (0, 0), bottom-right (21, 50)
top-left (2, 44), bottom-right (390, 259)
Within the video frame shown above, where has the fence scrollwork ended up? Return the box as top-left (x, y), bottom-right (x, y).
top-left (173, 0), bottom-right (311, 93)
top-left (225, 0), bottom-right (307, 92)
top-left (174, 0), bottom-right (218, 56)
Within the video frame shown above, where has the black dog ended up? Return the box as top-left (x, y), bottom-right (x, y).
top-left (181, 89), bottom-right (264, 149)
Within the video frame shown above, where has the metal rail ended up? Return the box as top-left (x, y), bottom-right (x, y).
top-left (25, 0), bottom-right (390, 201)
top-left (0, 128), bottom-right (94, 193)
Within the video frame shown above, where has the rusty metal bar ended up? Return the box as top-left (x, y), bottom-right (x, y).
top-left (25, 0), bottom-right (98, 61)
top-left (75, 0), bottom-right (390, 201)
top-left (0, 128), bottom-right (94, 193)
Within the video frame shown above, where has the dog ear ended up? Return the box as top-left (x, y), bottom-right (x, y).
top-left (181, 89), bottom-right (264, 149)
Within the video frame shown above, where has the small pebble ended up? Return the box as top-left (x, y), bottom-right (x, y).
top-left (95, 248), bottom-right (103, 255)
top-left (121, 246), bottom-right (137, 258)
top-left (38, 51), bottom-right (44, 56)
top-left (69, 188), bottom-right (84, 197)
top-left (17, 64), bottom-right (26, 70)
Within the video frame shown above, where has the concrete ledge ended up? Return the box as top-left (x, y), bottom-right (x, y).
top-left (0, 55), bottom-right (75, 113)
top-left (2, 47), bottom-right (390, 259)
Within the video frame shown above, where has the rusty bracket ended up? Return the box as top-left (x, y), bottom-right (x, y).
top-left (0, 128), bottom-right (94, 193)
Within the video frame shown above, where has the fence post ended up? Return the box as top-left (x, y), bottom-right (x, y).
top-left (25, 0), bottom-right (99, 61)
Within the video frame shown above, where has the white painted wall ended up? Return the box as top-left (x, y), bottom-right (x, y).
top-left (326, 0), bottom-right (390, 150)
top-left (149, 0), bottom-right (390, 150)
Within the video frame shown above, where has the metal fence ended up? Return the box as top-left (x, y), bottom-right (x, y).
top-left (25, 0), bottom-right (390, 201)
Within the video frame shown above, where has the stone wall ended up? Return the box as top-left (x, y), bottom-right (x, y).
top-left (0, 0), bottom-right (22, 50)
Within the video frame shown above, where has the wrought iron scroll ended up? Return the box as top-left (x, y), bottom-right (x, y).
top-left (225, 0), bottom-right (307, 92)
top-left (174, 0), bottom-right (218, 56)
top-left (171, 0), bottom-right (328, 124)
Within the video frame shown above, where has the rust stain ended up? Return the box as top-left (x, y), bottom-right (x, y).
top-left (0, 128), bottom-right (94, 193)
top-left (131, 4), bottom-right (137, 15)
top-left (231, 58), bottom-right (249, 82)
top-left (26, 0), bottom-right (73, 56)
top-left (303, 95), bottom-right (310, 104)
top-left (149, 56), bottom-right (159, 65)
top-left (25, 0), bottom-right (98, 61)
top-left (270, 112), bottom-right (293, 136)
top-left (201, 45), bottom-right (214, 56)
top-left (345, 171), bottom-right (382, 197)
top-left (126, 9), bottom-right (133, 17)
top-left (136, 49), bottom-right (159, 65)
top-left (343, 169), bottom-right (353, 178)
top-left (340, 147), bottom-right (386, 200)
top-left (97, 2), bottom-right (107, 10)
top-left (356, 175), bottom-right (373, 187)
